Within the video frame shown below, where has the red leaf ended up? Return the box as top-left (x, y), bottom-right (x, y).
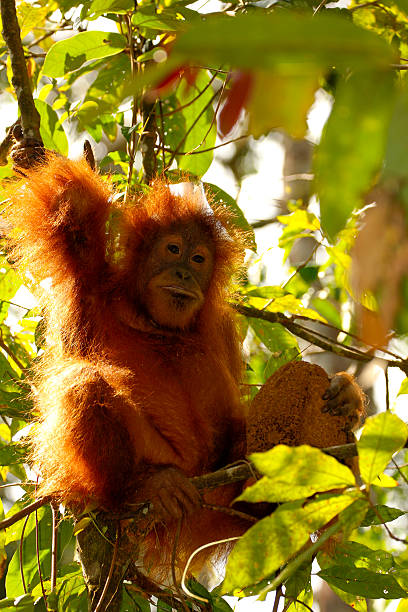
top-left (154, 66), bottom-right (199, 96)
top-left (219, 71), bottom-right (253, 137)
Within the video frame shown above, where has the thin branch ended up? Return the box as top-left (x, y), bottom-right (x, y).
top-left (158, 98), bottom-right (166, 171)
top-left (165, 86), bottom-right (221, 169)
top-left (35, 506), bottom-right (47, 605)
top-left (125, 14), bottom-right (139, 195)
top-left (189, 73), bottom-right (229, 154)
top-left (27, 21), bottom-right (69, 48)
top-left (392, 457), bottom-right (408, 486)
top-left (273, 587), bottom-right (283, 612)
top-left (202, 502), bottom-right (257, 523)
top-left (0, 332), bottom-right (27, 372)
top-left (257, 518), bottom-right (343, 599)
top-left (157, 134), bottom-right (249, 157)
top-left (313, 0), bottom-right (328, 14)
top-left (367, 497), bottom-right (408, 544)
top-left (0, 0), bottom-right (41, 141)
top-left (385, 366), bottom-right (390, 410)
top-left (234, 304), bottom-right (408, 373)
top-left (280, 242), bottom-right (319, 291)
top-left (160, 72), bottom-right (218, 118)
top-left (50, 503), bottom-right (58, 592)
top-left (251, 216), bottom-right (279, 229)
top-left (0, 496), bottom-right (50, 531)
top-left (94, 522), bottom-right (121, 612)
top-left (19, 513), bottom-right (29, 593)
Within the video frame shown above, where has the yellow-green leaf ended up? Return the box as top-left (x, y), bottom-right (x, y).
top-left (358, 412), bottom-right (408, 484)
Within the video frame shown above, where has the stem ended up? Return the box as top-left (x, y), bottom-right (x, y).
top-left (256, 519), bottom-right (344, 599)
top-left (0, 333), bottom-right (27, 372)
top-left (50, 503), bottom-right (59, 592)
top-left (155, 134), bottom-right (248, 156)
top-left (0, 497), bottom-right (50, 531)
top-left (0, 0), bottom-right (41, 141)
top-left (165, 86), bottom-right (220, 169)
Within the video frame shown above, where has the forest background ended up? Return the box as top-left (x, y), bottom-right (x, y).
top-left (1, 0), bottom-right (408, 610)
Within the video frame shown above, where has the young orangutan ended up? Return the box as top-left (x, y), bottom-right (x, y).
top-left (4, 153), bottom-right (364, 578)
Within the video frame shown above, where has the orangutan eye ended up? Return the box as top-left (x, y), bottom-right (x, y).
top-left (167, 244), bottom-right (180, 254)
top-left (192, 254), bottom-right (205, 264)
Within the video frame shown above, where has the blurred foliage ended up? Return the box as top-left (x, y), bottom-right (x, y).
top-left (1, 0), bottom-right (408, 609)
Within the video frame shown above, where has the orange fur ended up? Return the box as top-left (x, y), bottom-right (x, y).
top-left (5, 154), bottom-right (249, 576)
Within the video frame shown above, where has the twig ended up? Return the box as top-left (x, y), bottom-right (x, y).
top-left (273, 586), bottom-right (283, 612)
top-left (35, 506), bottom-right (47, 605)
top-left (94, 522), bottom-right (121, 612)
top-left (251, 216), bottom-right (279, 229)
top-left (313, 0), bottom-right (328, 14)
top-left (280, 242), bottom-right (319, 291)
top-left (202, 502), bottom-right (257, 523)
top-left (234, 304), bottom-right (408, 373)
top-left (0, 496), bottom-right (50, 531)
top-left (19, 513), bottom-right (29, 593)
top-left (158, 99), bottom-right (166, 171)
top-left (0, 0), bottom-right (41, 141)
top-left (366, 497), bottom-right (408, 544)
top-left (156, 134), bottom-right (248, 156)
top-left (165, 86), bottom-right (221, 169)
top-left (161, 72), bottom-right (218, 117)
top-left (385, 366), bottom-right (390, 410)
top-left (392, 457), bottom-right (408, 486)
top-left (0, 331), bottom-right (27, 372)
top-left (50, 502), bottom-right (58, 592)
top-left (189, 73), bottom-right (230, 154)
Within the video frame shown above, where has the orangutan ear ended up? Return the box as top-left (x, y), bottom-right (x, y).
top-left (83, 140), bottom-right (96, 171)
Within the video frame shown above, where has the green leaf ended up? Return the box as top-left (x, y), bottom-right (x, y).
top-left (284, 562), bottom-right (312, 609)
top-left (360, 504), bottom-right (406, 526)
top-left (323, 540), bottom-right (395, 571)
top-left (84, 54), bottom-right (130, 110)
top-left (176, 70), bottom-right (216, 177)
top-left (6, 507), bottom-right (51, 598)
top-left (249, 320), bottom-right (300, 378)
top-left (73, 517), bottom-right (92, 535)
top-left (83, 0), bottom-right (133, 20)
top-left (204, 183), bottom-right (256, 249)
top-left (121, 591), bottom-right (151, 612)
top-left (239, 445), bottom-right (355, 503)
top-left (311, 298), bottom-right (342, 328)
top-left (318, 565), bottom-right (407, 599)
top-left (0, 441), bottom-right (28, 466)
top-left (42, 32), bottom-right (127, 78)
top-left (0, 260), bottom-right (22, 325)
top-left (315, 69), bottom-right (395, 241)
top-left (56, 566), bottom-right (87, 611)
top-left (223, 491), bottom-right (360, 593)
top-left (0, 594), bottom-right (34, 610)
top-left (398, 377), bottom-right (408, 396)
top-left (174, 12), bottom-right (394, 71)
top-left (17, 4), bottom-right (48, 40)
top-left (358, 412), bottom-right (408, 484)
top-left (132, 6), bottom-right (187, 31)
top-left (384, 86), bottom-right (408, 180)
top-left (35, 100), bottom-right (68, 156)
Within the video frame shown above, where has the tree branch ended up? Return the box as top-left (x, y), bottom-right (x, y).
top-left (234, 304), bottom-right (408, 373)
top-left (0, 0), bottom-right (41, 142)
